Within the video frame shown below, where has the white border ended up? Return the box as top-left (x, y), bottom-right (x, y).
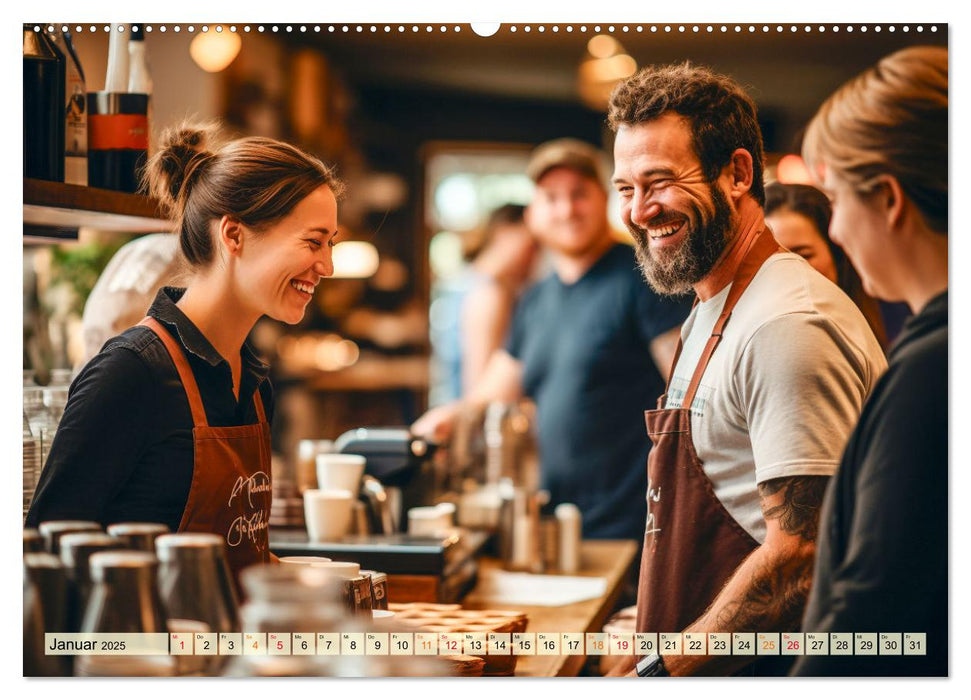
top-left (5, 1), bottom-right (964, 697)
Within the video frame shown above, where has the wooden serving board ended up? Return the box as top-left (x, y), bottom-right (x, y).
top-left (389, 602), bottom-right (527, 675)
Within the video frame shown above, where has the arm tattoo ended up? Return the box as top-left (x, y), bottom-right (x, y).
top-left (758, 476), bottom-right (830, 542)
top-left (706, 476), bottom-right (829, 633)
top-left (715, 554), bottom-right (815, 632)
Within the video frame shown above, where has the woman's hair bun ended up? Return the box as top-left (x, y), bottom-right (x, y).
top-left (143, 121), bottom-right (220, 216)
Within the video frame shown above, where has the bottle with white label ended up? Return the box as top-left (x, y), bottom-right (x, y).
top-left (128, 24), bottom-right (153, 156)
top-left (88, 24), bottom-right (148, 192)
top-left (52, 27), bottom-right (86, 185)
top-left (127, 24), bottom-right (152, 94)
top-left (104, 23), bottom-right (129, 93)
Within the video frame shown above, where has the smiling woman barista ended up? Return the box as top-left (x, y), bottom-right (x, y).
top-left (26, 122), bottom-right (344, 579)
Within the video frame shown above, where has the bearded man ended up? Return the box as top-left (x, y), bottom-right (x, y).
top-left (606, 63), bottom-right (887, 676)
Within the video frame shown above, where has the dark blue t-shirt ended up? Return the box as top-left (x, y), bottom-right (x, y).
top-left (506, 244), bottom-right (692, 540)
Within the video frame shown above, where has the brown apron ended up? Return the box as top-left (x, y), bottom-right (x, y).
top-left (636, 228), bottom-right (782, 639)
top-left (140, 317), bottom-right (272, 585)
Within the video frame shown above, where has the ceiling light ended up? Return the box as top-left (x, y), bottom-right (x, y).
top-left (189, 26), bottom-right (242, 72)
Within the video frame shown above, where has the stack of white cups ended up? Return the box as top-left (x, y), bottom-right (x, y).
top-left (303, 454), bottom-right (366, 542)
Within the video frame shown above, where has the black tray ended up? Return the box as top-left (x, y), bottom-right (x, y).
top-left (269, 529), bottom-right (490, 576)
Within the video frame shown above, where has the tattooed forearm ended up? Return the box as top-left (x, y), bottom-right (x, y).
top-left (758, 476), bottom-right (830, 542)
top-left (666, 476), bottom-right (829, 675)
top-left (694, 476), bottom-right (828, 634)
top-left (714, 551), bottom-right (815, 632)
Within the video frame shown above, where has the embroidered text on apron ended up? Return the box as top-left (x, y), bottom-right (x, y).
top-left (140, 317), bottom-right (272, 586)
top-left (636, 228), bottom-right (782, 640)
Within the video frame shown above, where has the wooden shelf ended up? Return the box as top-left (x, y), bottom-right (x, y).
top-left (23, 178), bottom-right (172, 235)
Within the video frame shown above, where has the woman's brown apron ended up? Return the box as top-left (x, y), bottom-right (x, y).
top-left (140, 317), bottom-right (272, 586)
top-left (636, 229), bottom-right (781, 640)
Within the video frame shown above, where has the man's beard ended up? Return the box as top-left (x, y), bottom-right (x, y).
top-left (629, 184), bottom-right (736, 296)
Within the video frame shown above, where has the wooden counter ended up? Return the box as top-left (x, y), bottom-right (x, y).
top-left (461, 539), bottom-right (638, 677)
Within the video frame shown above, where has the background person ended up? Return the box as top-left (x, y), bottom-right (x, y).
top-left (80, 232), bottom-right (184, 365)
top-left (430, 204), bottom-right (538, 402)
top-left (26, 123), bottom-right (344, 582)
top-left (414, 138), bottom-right (691, 541)
top-left (794, 45), bottom-right (948, 677)
top-left (765, 182), bottom-right (888, 347)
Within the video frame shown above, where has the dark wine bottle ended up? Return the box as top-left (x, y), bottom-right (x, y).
top-left (23, 26), bottom-right (65, 181)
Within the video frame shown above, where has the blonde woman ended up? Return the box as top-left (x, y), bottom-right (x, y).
top-left (794, 46), bottom-right (947, 676)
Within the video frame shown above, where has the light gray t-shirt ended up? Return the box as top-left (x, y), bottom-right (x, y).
top-left (664, 252), bottom-right (887, 542)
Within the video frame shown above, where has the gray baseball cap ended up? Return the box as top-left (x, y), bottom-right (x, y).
top-left (526, 138), bottom-right (609, 190)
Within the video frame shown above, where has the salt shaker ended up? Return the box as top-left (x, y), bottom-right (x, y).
top-left (555, 503), bottom-right (582, 574)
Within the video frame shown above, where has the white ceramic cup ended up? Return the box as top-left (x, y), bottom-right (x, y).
top-left (436, 502), bottom-right (456, 527)
top-left (315, 454), bottom-right (366, 493)
top-left (303, 489), bottom-right (354, 542)
top-left (310, 560), bottom-right (361, 579)
top-left (408, 506), bottom-right (451, 536)
top-left (279, 555), bottom-right (332, 567)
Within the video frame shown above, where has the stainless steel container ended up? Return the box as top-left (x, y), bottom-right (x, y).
top-left (23, 553), bottom-right (72, 676)
top-left (81, 550), bottom-right (168, 634)
top-left (23, 528), bottom-right (44, 554)
top-left (59, 532), bottom-right (122, 631)
top-left (107, 522), bottom-right (170, 552)
top-left (155, 533), bottom-right (240, 638)
top-left (38, 520), bottom-right (101, 555)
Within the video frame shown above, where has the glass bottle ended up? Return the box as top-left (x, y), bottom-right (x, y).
top-left (23, 25), bottom-right (65, 181)
top-left (23, 412), bottom-right (40, 520)
top-left (77, 550), bottom-right (175, 677)
top-left (24, 386), bottom-right (53, 474)
top-left (223, 564), bottom-right (348, 676)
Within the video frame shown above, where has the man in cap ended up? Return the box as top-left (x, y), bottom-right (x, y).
top-left (413, 138), bottom-right (691, 541)
top-left (606, 63), bottom-right (887, 676)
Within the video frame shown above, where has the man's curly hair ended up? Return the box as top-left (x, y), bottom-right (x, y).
top-left (607, 62), bottom-right (766, 206)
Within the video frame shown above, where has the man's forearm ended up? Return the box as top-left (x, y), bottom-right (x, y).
top-left (663, 540), bottom-right (816, 676)
top-left (663, 475), bottom-right (828, 677)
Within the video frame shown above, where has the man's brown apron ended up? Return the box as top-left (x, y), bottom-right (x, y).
top-left (140, 317), bottom-right (272, 586)
top-left (636, 228), bottom-right (781, 639)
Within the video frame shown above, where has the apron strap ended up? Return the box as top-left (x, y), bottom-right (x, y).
top-left (139, 316), bottom-right (210, 428)
top-left (140, 316), bottom-right (269, 426)
top-left (662, 298), bottom-right (698, 398)
top-left (681, 228), bottom-right (783, 410)
top-left (252, 386), bottom-right (267, 423)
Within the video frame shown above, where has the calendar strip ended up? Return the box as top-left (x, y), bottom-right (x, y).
top-left (42, 632), bottom-right (929, 656)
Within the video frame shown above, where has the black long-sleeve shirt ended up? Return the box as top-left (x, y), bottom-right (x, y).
top-left (794, 291), bottom-right (947, 676)
top-left (25, 287), bottom-right (274, 533)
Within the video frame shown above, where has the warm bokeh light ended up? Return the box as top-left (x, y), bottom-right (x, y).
top-left (189, 27), bottom-right (242, 73)
top-left (578, 36), bottom-right (637, 111)
top-left (776, 154), bottom-right (814, 185)
top-left (587, 35), bottom-right (622, 60)
top-left (276, 333), bottom-right (360, 372)
top-left (580, 54), bottom-right (638, 84)
top-left (331, 241), bottom-right (380, 279)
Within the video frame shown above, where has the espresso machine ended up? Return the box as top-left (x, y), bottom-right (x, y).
top-left (333, 427), bottom-right (439, 534)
